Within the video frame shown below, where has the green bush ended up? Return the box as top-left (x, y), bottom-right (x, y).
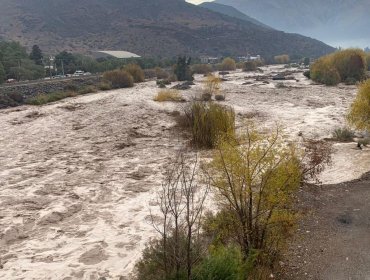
top-left (311, 59), bottom-right (341, 86)
top-left (102, 70), bottom-right (134, 89)
top-left (186, 102), bottom-right (235, 148)
top-left (193, 246), bottom-right (246, 280)
top-left (98, 82), bottom-right (112, 91)
top-left (124, 64), bottom-right (145, 83)
top-left (0, 92), bottom-right (25, 108)
top-left (78, 85), bottom-right (97, 94)
top-left (332, 127), bottom-right (354, 142)
top-left (243, 61), bottom-right (257, 72)
top-left (303, 70), bottom-right (311, 79)
top-left (311, 49), bottom-right (367, 85)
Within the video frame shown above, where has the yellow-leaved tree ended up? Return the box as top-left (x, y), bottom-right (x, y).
top-left (347, 79), bottom-right (370, 131)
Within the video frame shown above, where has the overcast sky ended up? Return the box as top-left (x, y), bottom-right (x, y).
top-left (186, 0), bottom-right (207, 4)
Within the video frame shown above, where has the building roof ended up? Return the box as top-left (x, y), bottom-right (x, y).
top-left (95, 50), bottom-right (141, 59)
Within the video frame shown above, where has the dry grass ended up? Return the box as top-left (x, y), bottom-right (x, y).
top-left (154, 89), bottom-right (184, 102)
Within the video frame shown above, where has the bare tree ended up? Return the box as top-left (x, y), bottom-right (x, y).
top-left (149, 152), bottom-right (209, 280)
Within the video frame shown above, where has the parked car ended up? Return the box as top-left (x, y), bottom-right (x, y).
top-left (73, 70), bottom-right (85, 77)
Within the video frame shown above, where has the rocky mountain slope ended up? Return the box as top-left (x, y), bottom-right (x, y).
top-left (0, 0), bottom-right (334, 58)
top-left (199, 2), bottom-right (271, 29)
top-left (214, 0), bottom-right (370, 47)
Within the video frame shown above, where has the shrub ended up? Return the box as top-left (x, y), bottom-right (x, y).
top-left (193, 246), bottom-right (247, 280)
top-left (274, 54), bottom-right (290, 64)
top-left (0, 92), bottom-right (24, 108)
top-left (26, 91), bottom-right (77, 105)
top-left (155, 67), bottom-right (169, 79)
top-left (154, 89), bottom-right (184, 102)
top-left (344, 77), bottom-right (357, 85)
top-left (331, 49), bottom-right (367, 81)
top-left (215, 94), bottom-right (225, 101)
top-left (243, 61), bottom-right (257, 72)
top-left (186, 102), bottom-right (235, 148)
top-left (102, 70), bottom-right (134, 89)
top-left (303, 70), bottom-right (311, 79)
top-left (220, 58), bottom-right (236, 71)
top-left (347, 79), bottom-right (370, 131)
top-left (311, 49), bottom-right (367, 85)
top-left (78, 85), bottom-right (97, 94)
top-left (98, 82), bottom-right (112, 91)
top-left (203, 74), bottom-right (221, 98)
top-left (311, 58), bottom-right (341, 86)
top-left (124, 64), bottom-right (145, 83)
top-left (144, 69), bottom-right (157, 79)
top-left (192, 64), bottom-right (213, 75)
top-left (366, 54), bottom-right (370, 71)
top-left (332, 127), bottom-right (354, 142)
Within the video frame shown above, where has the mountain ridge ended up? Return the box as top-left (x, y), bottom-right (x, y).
top-left (0, 0), bottom-right (335, 58)
top-left (214, 0), bottom-right (370, 47)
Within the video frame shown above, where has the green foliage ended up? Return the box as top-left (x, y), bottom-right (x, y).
top-left (102, 70), bottom-right (134, 89)
top-left (29, 45), bottom-right (43, 65)
top-left (78, 85), bottom-right (97, 94)
top-left (220, 58), bottom-right (236, 71)
top-left (347, 79), bottom-right (370, 131)
top-left (0, 62), bottom-right (5, 84)
top-left (191, 64), bottom-right (213, 75)
top-left (98, 82), bottom-right (112, 91)
top-left (311, 58), bottom-right (341, 86)
top-left (332, 127), bottom-right (354, 142)
top-left (0, 41), bottom-right (45, 80)
top-left (206, 125), bottom-right (302, 262)
top-left (243, 61), bottom-right (257, 72)
top-left (311, 49), bottom-right (367, 85)
top-left (26, 91), bottom-right (77, 105)
top-left (174, 56), bottom-right (193, 81)
top-left (274, 54), bottom-right (290, 64)
top-left (303, 70), bottom-right (311, 79)
top-left (0, 92), bottom-right (24, 108)
top-left (193, 246), bottom-right (247, 280)
top-left (124, 64), bottom-right (145, 83)
top-left (186, 102), bottom-right (235, 148)
top-left (303, 57), bottom-right (310, 66)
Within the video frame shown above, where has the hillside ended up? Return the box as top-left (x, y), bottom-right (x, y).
top-left (215, 0), bottom-right (370, 47)
top-left (0, 0), bottom-right (334, 58)
top-left (199, 2), bottom-right (271, 29)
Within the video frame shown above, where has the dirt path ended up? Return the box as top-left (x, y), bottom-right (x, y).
top-left (279, 173), bottom-right (370, 280)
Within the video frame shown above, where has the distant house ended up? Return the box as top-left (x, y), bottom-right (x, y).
top-left (92, 50), bottom-right (141, 59)
top-left (200, 56), bottom-right (220, 64)
top-left (238, 55), bottom-right (261, 62)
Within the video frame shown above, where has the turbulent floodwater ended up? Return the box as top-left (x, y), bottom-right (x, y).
top-left (0, 66), bottom-right (369, 279)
